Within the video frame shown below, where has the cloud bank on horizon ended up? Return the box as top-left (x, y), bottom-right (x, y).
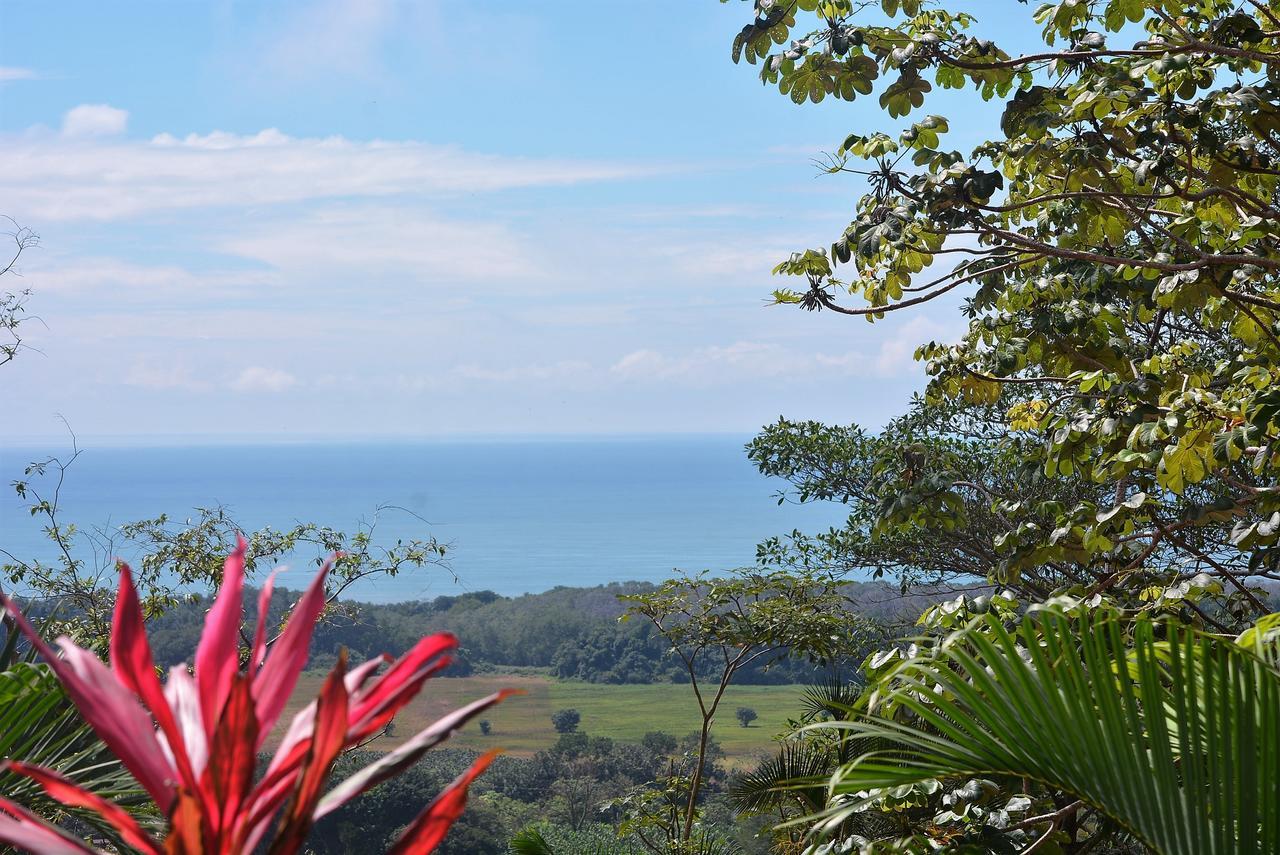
top-left (0, 0), bottom-right (982, 443)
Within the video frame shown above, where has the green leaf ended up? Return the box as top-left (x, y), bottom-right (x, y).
top-left (805, 611), bottom-right (1280, 852)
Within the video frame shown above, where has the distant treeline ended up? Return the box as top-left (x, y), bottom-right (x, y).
top-left (139, 579), bottom-right (940, 684)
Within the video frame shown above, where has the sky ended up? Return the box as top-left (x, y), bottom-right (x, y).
top-left (0, 0), bottom-right (1025, 443)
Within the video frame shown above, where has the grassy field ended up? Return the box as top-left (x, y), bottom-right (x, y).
top-left (278, 673), bottom-right (803, 767)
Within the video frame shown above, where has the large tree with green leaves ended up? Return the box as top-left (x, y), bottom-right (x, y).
top-left (723, 0), bottom-right (1280, 849)
top-left (730, 0), bottom-right (1280, 620)
top-left (750, 396), bottom-right (1108, 600)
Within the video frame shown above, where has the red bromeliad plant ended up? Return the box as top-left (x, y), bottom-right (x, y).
top-left (0, 539), bottom-right (513, 854)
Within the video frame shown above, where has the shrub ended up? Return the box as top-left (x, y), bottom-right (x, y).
top-left (0, 539), bottom-right (512, 854)
top-left (551, 708), bottom-right (581, 734)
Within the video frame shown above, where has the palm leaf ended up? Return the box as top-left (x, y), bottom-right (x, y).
top-left (508, 828), bottom-right (556, 855)
top-left (0, 661), bottom-right (153, 842)
top-left (799, 674), bottom-right (862, 723)
top-left (730, 741), bottom-right (835, 815)
top-left (508, 826), bottom-right (649, 855)
top-left (807, 609), bottom-right (1280, 854)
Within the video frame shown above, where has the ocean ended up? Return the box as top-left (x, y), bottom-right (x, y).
top-left (0, 437), bottom-right (850, 602)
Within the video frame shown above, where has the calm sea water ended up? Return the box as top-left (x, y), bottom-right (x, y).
top-left (0, 438), bottom-right (849, 602)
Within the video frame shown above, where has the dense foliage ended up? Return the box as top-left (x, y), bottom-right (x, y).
top-left (309, 734), bottom-right (764, 855)
top-left (813, 603), bottom-right (1280, 853)
top-left (736, 0), bottom-right (1280, 619)
top-left (750, 397), bottom-right (1104, 597)
top-left (127, 579), bottom-right (923, 685)
top-left (722, 0), bottom-right (1280, 850)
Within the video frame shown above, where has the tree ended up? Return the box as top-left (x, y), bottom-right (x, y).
top-left (749, 398), bottom-right (1103, 600)
top-left (727, 0), bottom-right (1280, 621)
top-left (733, 707), bottom-right (757, 728)
top-left (622, 570), bottom-right (874, 845)
top-left (480, 719), bottom-right (492, 736)
top-left (720, 0), bottom-right (1280, 847)
top-left (641, 731), bottom-right (677, 756)
top-left (551, 709), bottom-right (581, 734)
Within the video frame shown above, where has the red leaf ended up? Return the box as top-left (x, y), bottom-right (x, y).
top-left (315, 689), bottom-right (518, 819)
top-left (347, 633), bottom-right (456, 740)
top-left (249, 569), bottom-right (278, 676)
top-left (0, 595), bottom-right (176, 807)
top-left (264, 654), bottom-right (349, 855)
top-left (202, 673), bottom-right (258, 839)
top-left (386, 751), bottom-right (500, 855)
top-left (3, 761), bottom-right (163, 855)
top-left (113, 563), bottom-right (201, 794)
top-left (0, 794), bottom-right (100, 855)
top-left (251, 556), bottom-right (331, 747)
top-left (164, 789), bottom-right (207, 855)
top-left (195, 536), bottom-right (247, 740)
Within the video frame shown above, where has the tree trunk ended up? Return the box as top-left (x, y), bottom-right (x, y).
top-left (682, 714), bottom-right (713, 843)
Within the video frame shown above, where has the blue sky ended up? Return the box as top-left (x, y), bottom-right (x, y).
top-left (0, 1), bottom-right (1025, 442)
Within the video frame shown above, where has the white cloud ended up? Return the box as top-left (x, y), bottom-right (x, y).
top-left (512, 305), bottom-right (636, 327)
top-left (61, 104), bottom-right (129, 138)
top-left (669, 245), bottom-right (792, 279)
top-left (611, 349), bottom-right (668, 376)
top-left (1, 127), bottom-right (650, 221)
top-left (36, 309), bottom-right (386, 346)
top-left (221, 207), bottom-right (540, 282)
top-left (872, 316), bottom-right (951, 376)
top-left (608, 326), bottom-right (957, 387)
top-left (0, 67), bottom-right (39, 83)
top-left (23, 256), bottom-right (277, 295)
top-left (230, 366), bottom-right (297, 392)
top-left (314, 359), bottom-right (595, 394)
top-left (611, 341), bottom-right (864, 385)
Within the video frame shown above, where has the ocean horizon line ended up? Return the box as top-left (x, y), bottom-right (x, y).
top-left (0, 430), bottom-right (762, 451)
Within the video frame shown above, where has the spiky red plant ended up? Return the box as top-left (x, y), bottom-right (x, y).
top-left (0, 539), bottom-right (512, 854)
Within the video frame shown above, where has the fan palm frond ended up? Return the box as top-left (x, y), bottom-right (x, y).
top-left (799, 674), bottom-right (862, 723)
top-left (508, 826), bottom-right (654, 855)
top-left (508, 827), bottom-right (557, 855)
top-left (806, 609), bottom-right (1280, 854)
top-left (0, 662), bottom-right (153, 837)
top-left (731, 741), bottom-right (835, 816)
top-left (0, 604), bottom-right (152, 843)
